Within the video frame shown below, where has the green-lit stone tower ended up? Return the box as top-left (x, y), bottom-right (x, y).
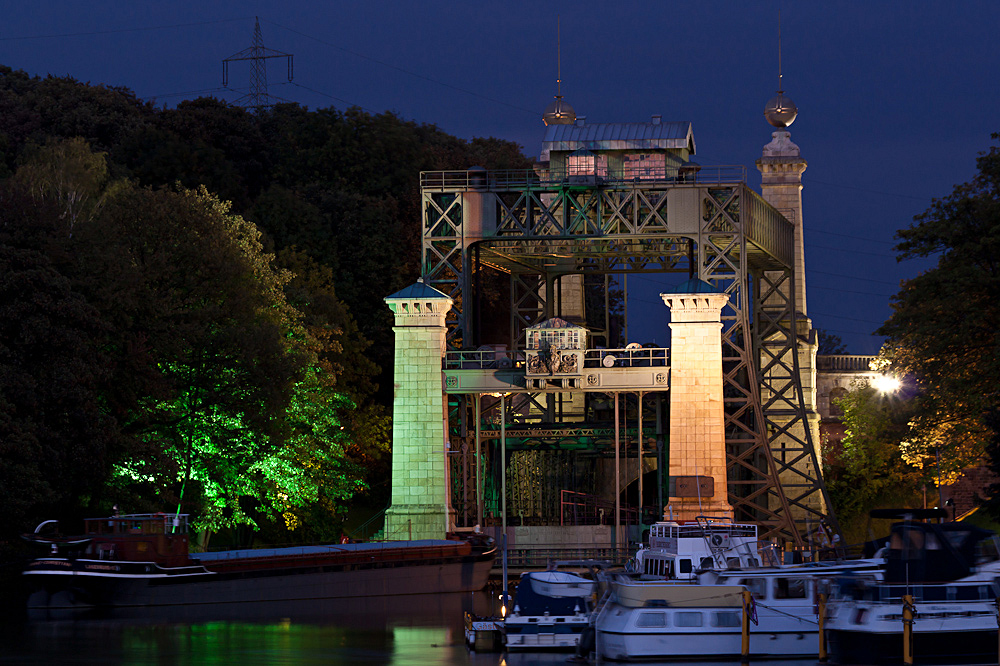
top-left (382, 281), bottom-right (454, 540)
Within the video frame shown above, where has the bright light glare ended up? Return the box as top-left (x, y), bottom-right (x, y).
top-left (873, 374), bottom-right (902, 393)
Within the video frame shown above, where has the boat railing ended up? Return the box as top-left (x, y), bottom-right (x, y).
top-left (505, 546), bottom-right (634, 569)
top-left (850, 581), bottom-right (1000, 604)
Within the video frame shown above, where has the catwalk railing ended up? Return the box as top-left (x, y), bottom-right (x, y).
top-left (420, 165), bottom-right (747, 192)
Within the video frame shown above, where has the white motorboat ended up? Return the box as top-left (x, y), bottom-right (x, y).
top-left (595, 570), bottom-right (831, 660)
top-left (591, 511), bottom-right (890, 661)
top-left (633, 515), bottom-right (776, 579)
top-left (502, 569), bottom-right (596, 651)
top-left (825, 511), bottom-right (1000, 665)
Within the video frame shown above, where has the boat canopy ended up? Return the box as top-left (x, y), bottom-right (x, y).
top-left (885, 520), bottom-right (996, 584)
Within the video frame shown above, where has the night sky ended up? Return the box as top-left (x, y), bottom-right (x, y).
top-left (4, 1), bottom-right (999, 354)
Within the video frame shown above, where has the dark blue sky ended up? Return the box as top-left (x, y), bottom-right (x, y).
top-left (3, 2), bottom-right (998, 354)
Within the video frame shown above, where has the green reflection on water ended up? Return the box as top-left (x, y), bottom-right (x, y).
top-left (108, 621), bottom-right (460, 666)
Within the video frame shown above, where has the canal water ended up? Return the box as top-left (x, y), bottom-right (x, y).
top-left (0, 591), bottom-right (826, 666)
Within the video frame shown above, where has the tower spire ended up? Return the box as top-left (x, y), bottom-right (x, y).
top-left (557, 16), bottom-right (562, 98)
top-left (542, 16), bottom-right (576, 126)
top-left (777, 9), bottom-right (783, 93)
top-left (764, 10), bottom-right (797, 128)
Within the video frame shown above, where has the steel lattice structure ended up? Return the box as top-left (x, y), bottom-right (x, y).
top-left (424, 167), bottom-right (840, 545)
top-left (222, 17), bottom-right (293, 112)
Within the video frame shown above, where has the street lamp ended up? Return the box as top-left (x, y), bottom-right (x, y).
top-left (872, 374), bottom-right (901, 394)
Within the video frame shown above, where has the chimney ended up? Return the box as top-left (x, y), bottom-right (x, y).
top-left (651, 115), bottom-right (662, 125)
top-left (575, 116), bottom-right (586, 127)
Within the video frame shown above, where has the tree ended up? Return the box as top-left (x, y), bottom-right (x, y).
top-left (817, 329), bottom-right (848, 355)
top-left (73, 183), bottom-right (310, 530)
top-left (878, 133), bottom-right (1000, 476)
top-left (824, 380), bottom-right (922, 544)
top-left (0, 187), bottom-right (120, 536)
top-left (11, 137), bottom-right (108, 235)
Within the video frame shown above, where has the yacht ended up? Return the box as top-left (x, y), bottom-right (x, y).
top-left (825, 513), bottom-right (1000, 664)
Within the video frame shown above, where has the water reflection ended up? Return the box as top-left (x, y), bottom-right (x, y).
top-left (3, 592), bottom-right (825, 666)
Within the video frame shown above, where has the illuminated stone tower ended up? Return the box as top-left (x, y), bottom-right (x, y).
top-left (383, 281), bottom-right (454, 540)
top-left (756, 77), bottom-right (824, 515)
top-left (662, 280), bottom-right (733, 520)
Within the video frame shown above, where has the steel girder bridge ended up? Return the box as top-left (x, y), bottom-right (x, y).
top-left (420, 166), bottom-right (840, 546)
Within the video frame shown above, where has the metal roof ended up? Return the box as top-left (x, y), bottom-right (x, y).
top-left (385, 280), bottom-right (451, 301)
top-left (542, 121), bottom-right (695, 154)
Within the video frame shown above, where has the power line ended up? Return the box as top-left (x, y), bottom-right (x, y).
top-left (145, 86), bottom-right (238, 100)
top-left (811, 311), bottom-right (886, 326)
top-left (223, 17), bottom-right (293, 112)
top-left (804, 177), bottom-right (931, 203)
top-left (809, 228), bottom-right (896, 246)
top-left (814, 326), bottom-right (884, 338)
top-left (808, 268), bottom-right (902, 286)
top-left (289, 82), bottom-right (379, 115)
top-left (809, 284), bottom-right (893, 297)
top-left (0, 18), bottom-right (250, 42)
top-left (805, 241), bottom-right (895, 258)
top-left (261, 18), bottom-right (539, 117)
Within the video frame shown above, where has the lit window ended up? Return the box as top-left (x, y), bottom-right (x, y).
top-left (624, 153), bottom-right (666, 180)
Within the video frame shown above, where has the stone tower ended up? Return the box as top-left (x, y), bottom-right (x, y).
top-left (383, 280), bottom-right (454, 540)
top-left (662, 280), bottom-right (733, 520)
top-left (757, 91), bottom-right (824, 515)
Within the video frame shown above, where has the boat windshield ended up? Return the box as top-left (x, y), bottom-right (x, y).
top-left (85, 513), bottom-right (189, 536)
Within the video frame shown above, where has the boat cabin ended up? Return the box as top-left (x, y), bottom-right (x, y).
top-left (637, 518), bottom-right (769, 579)
top-left (80, 513), bottom-right (193, 567)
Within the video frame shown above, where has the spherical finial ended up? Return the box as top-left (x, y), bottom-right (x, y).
top-left (765, 92), bottom-right (797, 128)
top-left (543, 95), bottom-right (576, 126)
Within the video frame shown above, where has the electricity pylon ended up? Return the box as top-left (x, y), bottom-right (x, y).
top-left (223, 17), bottom-right (293, 112)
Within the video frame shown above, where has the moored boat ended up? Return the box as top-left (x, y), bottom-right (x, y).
top-left (23, 512), bottom-right (496, 612)
top-left (634, 516), bottom-right (771, 579)
top-left (502, 569), bottom-right (597, 651)
top-left (825, 511), bottom-right (1000, 665)
top-left (595, 569), bottom-right (843, 661)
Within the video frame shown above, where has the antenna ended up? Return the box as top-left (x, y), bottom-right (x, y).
top-left (557, 15), bottom-right (562, 98)
top-left (777, 9), bottom-right (783, 93)
top-left (223, 17), bottom-right (294, 112)
top-left (541, 15), bottom-right (576, 125)
top-left (764, 9), bottom-right (797, 128)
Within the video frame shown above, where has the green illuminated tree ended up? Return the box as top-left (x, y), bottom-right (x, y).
top-left (74, 182), bottom-right (308, 529)
top-left (824, 381), bottom-right (923, 543)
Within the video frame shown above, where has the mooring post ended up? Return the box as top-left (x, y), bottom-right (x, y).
top-left (994, 596), bottom-right (999, 666)
top-left (742, 588), bottom-right (752, 661)
top-left (902, 594), bottom-right (915, 665)
top-left (818, 592), bottom-right (827, 662)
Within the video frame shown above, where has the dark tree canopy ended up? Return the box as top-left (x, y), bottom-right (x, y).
top-left (0, 188), bottom-right (119, 534)
top-left (817, 329), bottom-right (848, 355)
top-left (0, 67), bottom-right (532, 541)
top-left (878, 133), bottom-right (1000, 475)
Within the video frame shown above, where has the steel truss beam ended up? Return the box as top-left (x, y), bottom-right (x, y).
top-left (424, 172), bottom-right (838, 544)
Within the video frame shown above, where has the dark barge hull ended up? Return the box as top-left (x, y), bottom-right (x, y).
top-left (25, 539), bottom-right (496, 610)
top-left (827, 628), bottom-right (999, 665)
